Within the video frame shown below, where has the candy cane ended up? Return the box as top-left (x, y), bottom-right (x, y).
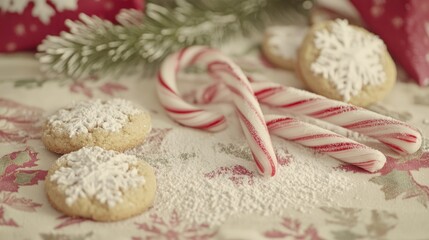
top-left (265, 115), bottom-right (386, 172)
top-left (157, 46), bottom-right (278, 176)
top-left (192, 81), bottom-right (422, 155)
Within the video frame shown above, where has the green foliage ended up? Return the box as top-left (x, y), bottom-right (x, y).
top-left (37, 0), bottom-right (312, 78)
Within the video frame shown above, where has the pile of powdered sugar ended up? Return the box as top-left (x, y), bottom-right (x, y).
top-left (128, 115), bottom-right (356, 227)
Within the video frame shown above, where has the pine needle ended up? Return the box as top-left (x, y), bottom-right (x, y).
top-left (37, 0), bottom-right (312, 78)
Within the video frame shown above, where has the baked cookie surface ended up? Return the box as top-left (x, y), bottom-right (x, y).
top-left (297, 19), bottom-right (396, 107)
top-left (45, 146), bottom-right (156, 221)
top-left (262, 25), bottom-right (308, 70)
top-left (42, 98), bottom-right (151, 154)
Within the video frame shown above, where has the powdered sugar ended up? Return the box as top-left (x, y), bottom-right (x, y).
top-left (267, 26), bottom-right (308, 60)
top-left (311, 19), bottom-right (386, 101)
top-left (47, 98), bottom-right (142, 137)
top-left (51, 146), bottom-right (145, 208)
top-left (128, 117), bottom-right (355, 226)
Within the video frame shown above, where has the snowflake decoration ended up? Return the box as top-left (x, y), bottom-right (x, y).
top-left (50, 147), bottom-right (145, 208)
top-left (311, 19), bottom-right (386, 101)
top-left (0, 0), bottom-right (78, 24)
top-left (48, 98), bottom-right (142, 137)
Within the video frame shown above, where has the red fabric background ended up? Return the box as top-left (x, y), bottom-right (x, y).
top-left (351, 0), bottom-right (429, 86)
top-left (0, 0), bottom-right (144, 53)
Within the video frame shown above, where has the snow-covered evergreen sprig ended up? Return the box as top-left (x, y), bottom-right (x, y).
top-left (38, 11), bottom-right (145, 77)
top-left (37, 0), bottom-right (312, 78)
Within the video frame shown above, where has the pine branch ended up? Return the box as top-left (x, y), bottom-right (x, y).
top-left (38, 12), bottom-right (144, 77)
top-left (116, 8), bottom-right (144, 26)
top-left (37, 0), bottom-right (312, 78)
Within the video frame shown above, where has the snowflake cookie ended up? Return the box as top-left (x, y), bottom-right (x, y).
top-left (45, 146), bottom-right (156, 221)
top-left (262, 25), bottom-right (308, 70)
top-left (297, 19), bottom-right (396, 107)
top-left (42, 98), bottom-right (152, 154)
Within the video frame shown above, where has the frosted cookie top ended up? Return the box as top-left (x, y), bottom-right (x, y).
top-left (310, 19), bottom-right (386, 101)
top-left (267, 25), bottom-right (308, 59)
top-left (47, 98), bottom-right (142, 137)
top-left (50, 146), bottom-right (145, 208)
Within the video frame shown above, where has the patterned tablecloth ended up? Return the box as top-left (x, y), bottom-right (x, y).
top-left (1, 47), bottom-right (429, 240)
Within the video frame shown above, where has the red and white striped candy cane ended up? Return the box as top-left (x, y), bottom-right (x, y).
top-left (192, 81), bottom-right (422, 155)
top-left (157, 46), bottom-right (278, 176)
top-left (265, 115), bottom-right (386, 172)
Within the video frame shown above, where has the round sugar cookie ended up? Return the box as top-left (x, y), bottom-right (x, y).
top-left (45, 146), bottom-right (156, 221)
top-left (262, 25), bottom-right (308, 70)
top-left (42, 98), bottom-right (151, 154)
top-left (297, 19), bottom-right (396, 107)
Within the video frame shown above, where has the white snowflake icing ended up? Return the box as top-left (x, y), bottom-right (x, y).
top-left (0, 0), bottom-right (78, 24)
top-left (50, 146), bottom-right (145, 208)
top-left (47, 98), bottom-right (142, 137)
top-left (311, 19), bottom-right (386, 101)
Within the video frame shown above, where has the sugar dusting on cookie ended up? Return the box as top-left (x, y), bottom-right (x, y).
top-left (47, 98), bottom-right (142, 137)
top-left (50, 146), bottom-right (145, 208)
top-left (267, 26), bottom-right (308, 59)
top-left (311, 19), bottom-right (386, 101)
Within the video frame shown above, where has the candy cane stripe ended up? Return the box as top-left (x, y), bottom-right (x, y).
top-left (193, 81), bottom-right (422, 154)
top-left (265, 115), bottom-right (386, 172)
top-left (157, 46), bottom-right (278, 176)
